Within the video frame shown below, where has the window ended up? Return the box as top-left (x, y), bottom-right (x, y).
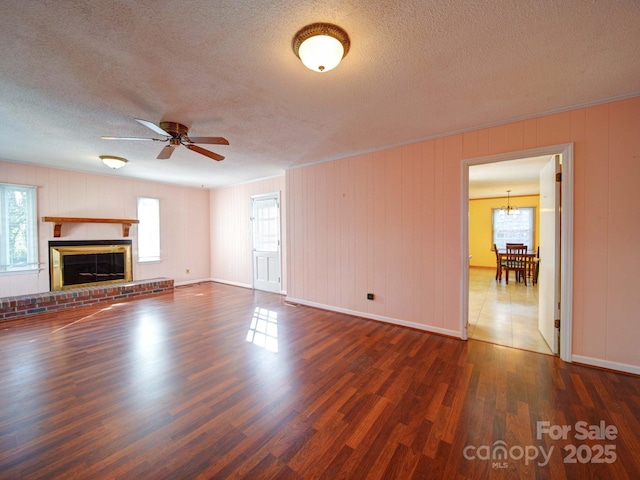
top-left (492, 207), bottom-right (535, 251)
top-left (0, 183), bottom-right (38, 272)
top-left (137, 197), bottom-right (160, 262)
top-left (253, 197), bottom-right (279, 253)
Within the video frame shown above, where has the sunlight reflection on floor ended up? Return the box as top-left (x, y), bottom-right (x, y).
top-left (246, 307), bottom-right (278, 353)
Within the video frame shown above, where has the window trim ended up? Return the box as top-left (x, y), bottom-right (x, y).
top-left (136, 196), bottom-right (161, 263)
top-left (0, 182), bottom-right (39, 273)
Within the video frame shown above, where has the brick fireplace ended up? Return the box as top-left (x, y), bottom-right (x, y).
top-left (0, 240), bottom-right (174, 322)
top-left (0, 278), bottom-right (174, 321)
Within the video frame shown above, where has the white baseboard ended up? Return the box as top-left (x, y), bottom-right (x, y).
top-left (571, 355), bottom-right (640, 376)
top-left (209, 278), bottom-right (286, 295)
top-left (210, 278), bottom-right (253, 289)
top-left (285, 297), bottom-right (461, 338)
top-left (174, 278), bottom-right (212, 287)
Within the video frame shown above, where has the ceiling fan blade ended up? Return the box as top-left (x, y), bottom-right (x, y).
top-left (157, 145), bottom-right (175, 160)
top-left (186, 136), bottom-right (230, 145)
top-left (135, 118), bottom-right (171, 137)
top-left (102, 136), bottom-right (163, 141)
top-left (186, 144), bottom-right (224, 161)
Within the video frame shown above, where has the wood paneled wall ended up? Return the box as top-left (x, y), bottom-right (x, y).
top-left (286, 96), bottom-right (640, 370)
top-left (286, 141), bottom-right (461, 336)
top-left (209, 176), bottom-right (286, 291)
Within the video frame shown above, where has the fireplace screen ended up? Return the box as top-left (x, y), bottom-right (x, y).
top-left (49, 240), bottom-right (132, 291)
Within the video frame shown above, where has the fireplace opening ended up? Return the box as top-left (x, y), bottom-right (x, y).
top-left (49, 240), bottom-right (133, 291)
top-left (63, 252), bottom-right (126, 286)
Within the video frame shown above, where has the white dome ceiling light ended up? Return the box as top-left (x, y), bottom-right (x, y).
top-left (292, 23), bottom-right (350, 73)
top-left (100, 155), bottom-right (128, 169)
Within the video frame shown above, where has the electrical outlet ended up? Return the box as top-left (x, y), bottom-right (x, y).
top-left (367, 293), bottom-right (374, 300)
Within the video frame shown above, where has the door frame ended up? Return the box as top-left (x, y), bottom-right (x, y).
top-left (460, 143), bottom-right (574, 362)
top-left (250, 191), bottom-right (282, 293)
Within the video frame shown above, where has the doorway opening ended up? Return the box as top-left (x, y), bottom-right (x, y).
top-left (461, 144), bottom-right (574, 362)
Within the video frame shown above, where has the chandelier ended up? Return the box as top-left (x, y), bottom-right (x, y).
top-left (500, 190), bottom-right (519, 216)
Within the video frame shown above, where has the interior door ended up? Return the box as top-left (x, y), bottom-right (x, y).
top-left (251, 193), bottom-right (281, 293)
top-left (538, 155), bottom-right (561, 354)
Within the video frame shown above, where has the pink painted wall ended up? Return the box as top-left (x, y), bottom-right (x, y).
top-left (286, 96), bottom-right (640, 368)
top-left (209, 176), bottom-right (286, 291)
top-left (0, 161), bottom-right (211, 296)
top-left (286, 141), bottom-right (460, 335)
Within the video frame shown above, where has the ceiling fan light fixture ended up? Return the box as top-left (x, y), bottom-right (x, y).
top-left (100, 155), bottom-right (128, 169)
top-left (293, 23), bottom-right (350, 72)
top-left (102, 119), bottom-right (228, 161)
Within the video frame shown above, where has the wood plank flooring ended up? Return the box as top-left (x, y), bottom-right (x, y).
top-left (1, 282), bottom-right (639, 479)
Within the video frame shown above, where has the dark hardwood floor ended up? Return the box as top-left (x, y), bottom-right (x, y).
top-left (1, 282), bottom-right (639, 479)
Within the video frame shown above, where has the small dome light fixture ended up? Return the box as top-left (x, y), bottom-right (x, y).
top-left (292, 23), bottom-right (350, 73)
top-left (100, 155), bottom-right (128, 169)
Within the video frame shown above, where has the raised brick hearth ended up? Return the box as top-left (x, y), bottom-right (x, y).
top-left (0, 278), bottom-right (174, 321)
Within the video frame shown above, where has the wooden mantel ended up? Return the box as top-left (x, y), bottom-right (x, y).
top-left (42, 217), bottom-right (140, 238)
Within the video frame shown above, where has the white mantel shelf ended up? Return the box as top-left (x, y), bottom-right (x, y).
top-left (42, 216), bottom-right (140, 237)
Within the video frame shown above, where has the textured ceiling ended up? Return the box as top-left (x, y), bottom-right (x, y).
top-left (1, 1), bottom-right (639, 188)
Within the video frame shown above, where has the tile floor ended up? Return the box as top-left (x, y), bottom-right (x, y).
top-left (468, 267), bottom-right (553, 355)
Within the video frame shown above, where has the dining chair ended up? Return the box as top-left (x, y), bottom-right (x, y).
top-left (493, 243), bottom-right (506, 281)
top-left (506, 243), bottom-right (527, 282)
top-left (504, 245), bottom-right (529, 285)
top-left (532, 246), bottom-right (540, 285)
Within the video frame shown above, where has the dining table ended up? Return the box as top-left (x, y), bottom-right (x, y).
top-left (497, 250), bottom-right (539, 285)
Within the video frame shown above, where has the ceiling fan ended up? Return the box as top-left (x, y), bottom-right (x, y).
top-left (102, 118), bottom-right (229, 161)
